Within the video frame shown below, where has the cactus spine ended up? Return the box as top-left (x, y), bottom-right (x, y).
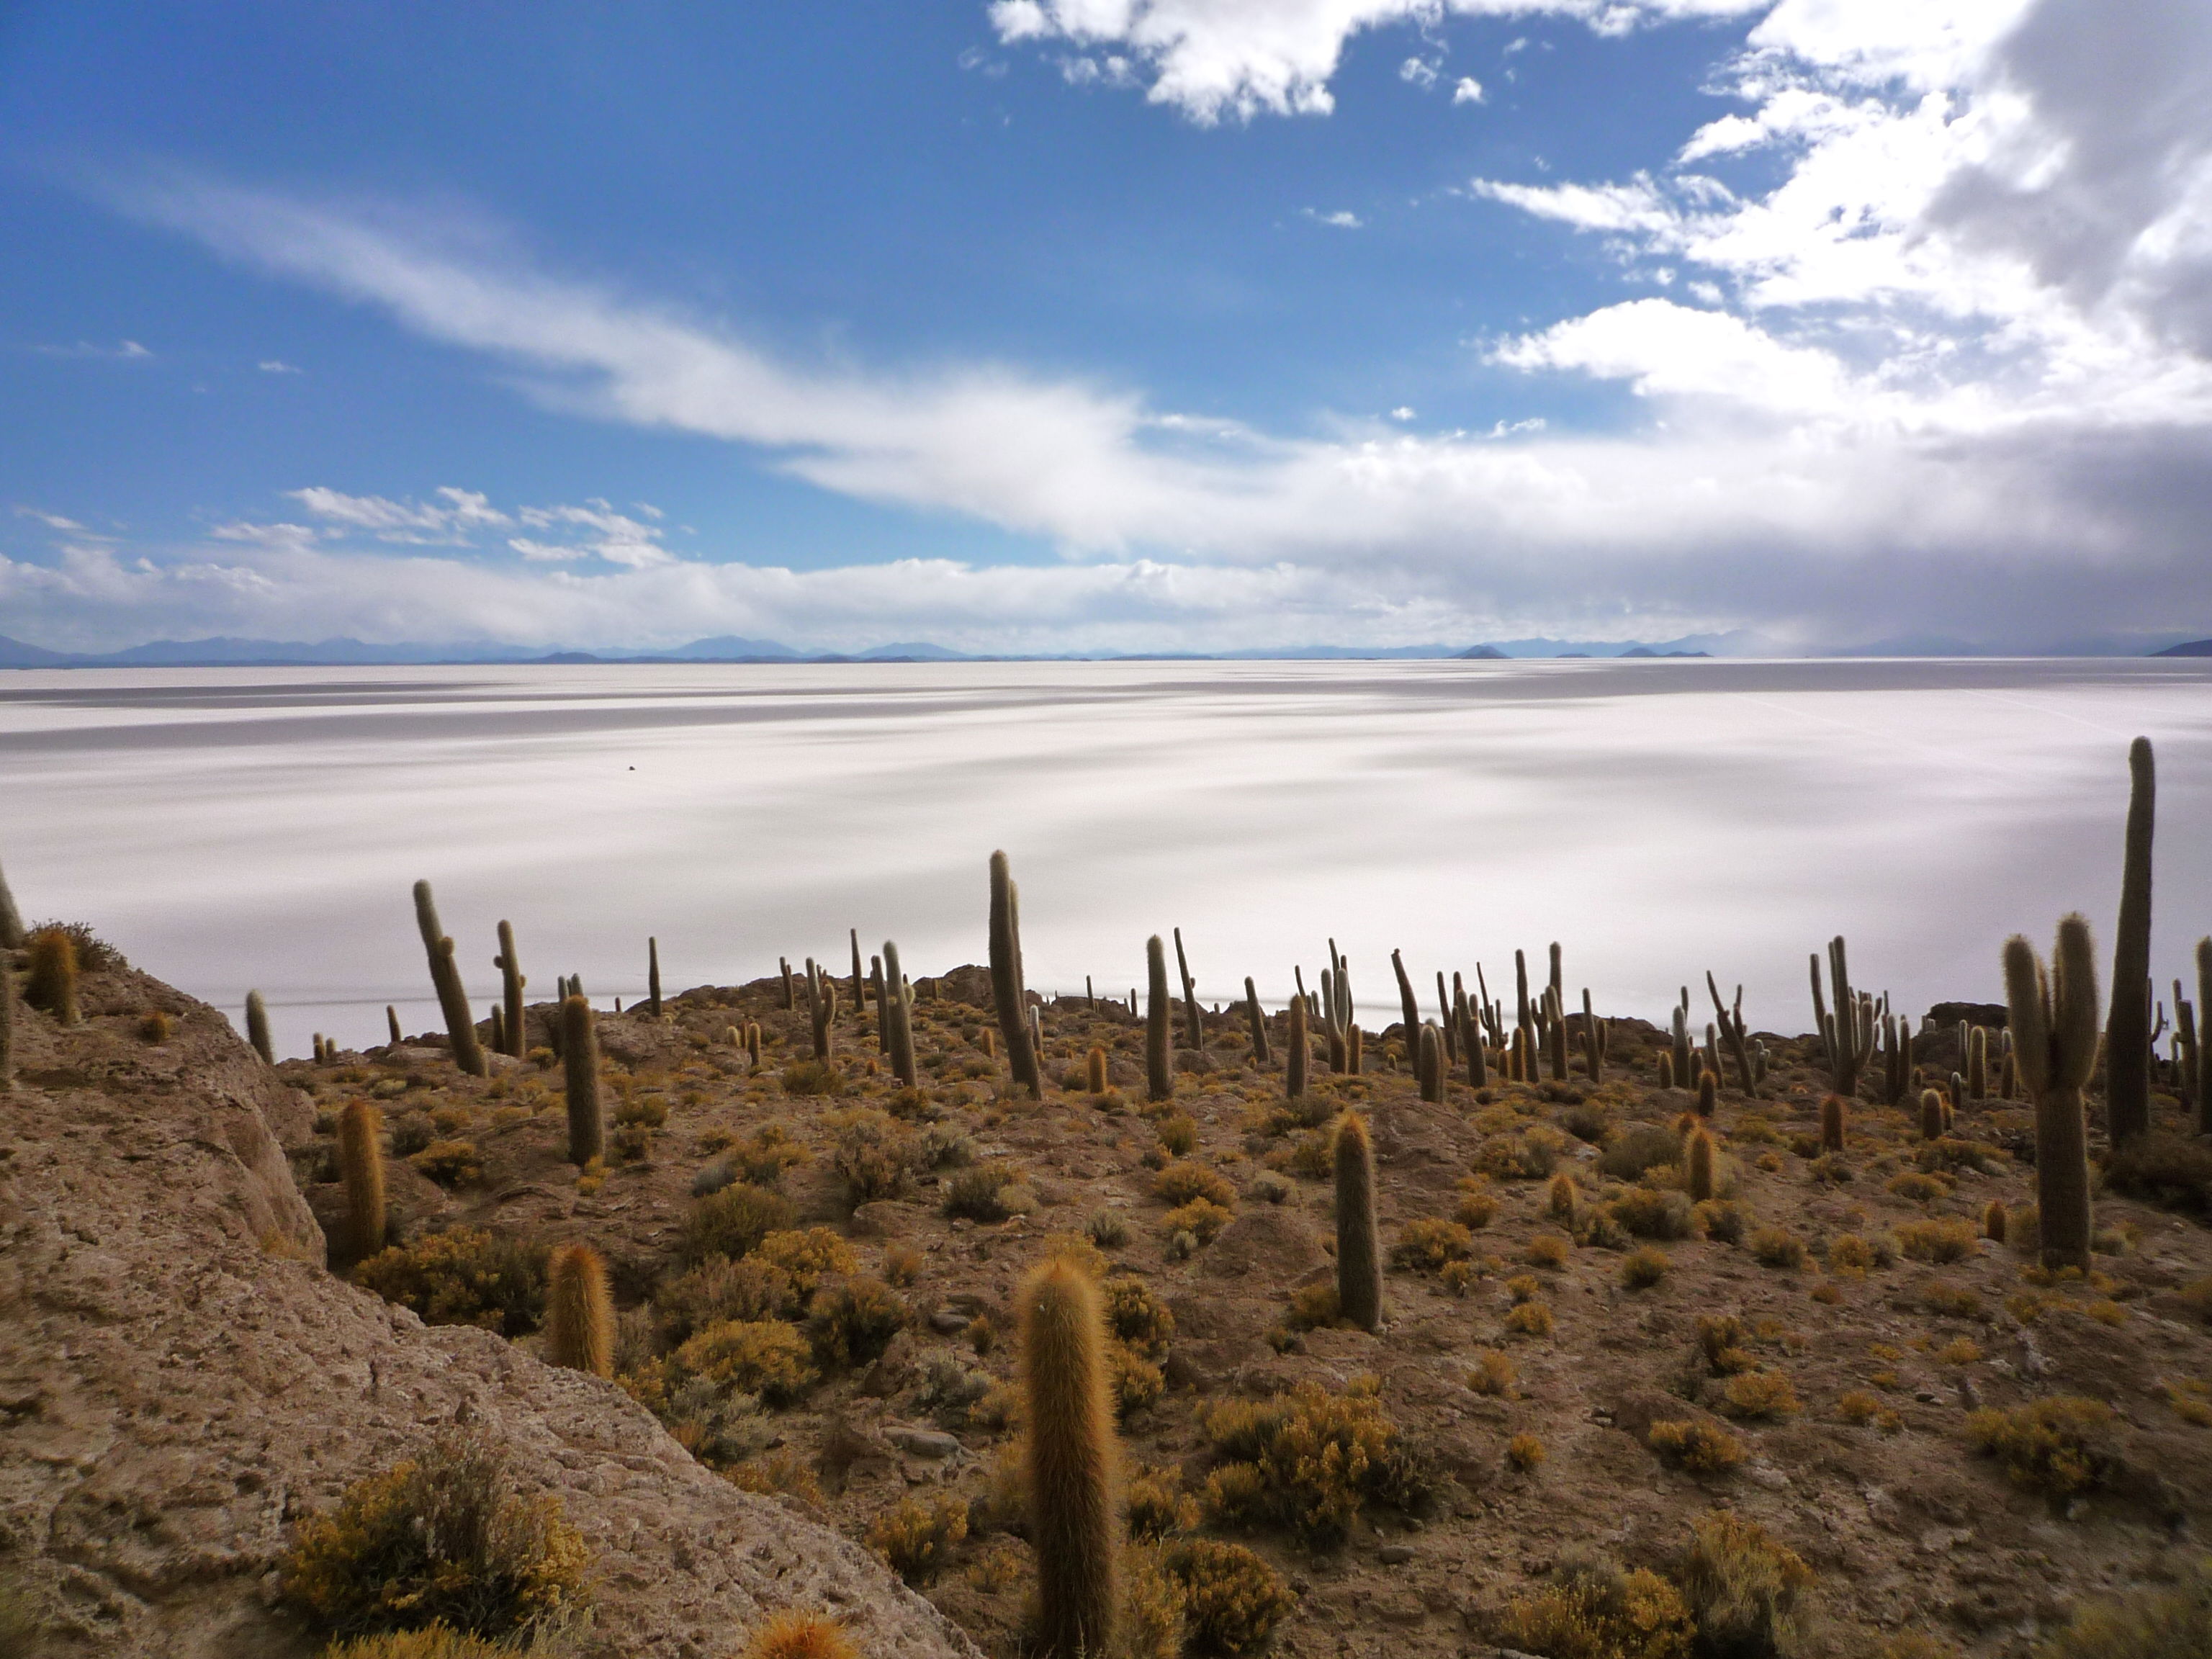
top-left (336, 1099), bottom-right (387, 1262)
top-left (1173, 927), bottom-right (1202, 1051)
top-left (0, 855), bottom-right (22, 948)
top-left (989, 852), bottom-right (1042, 1099)
top-left (1687, 1128), bottom-right (1715, 1202)
top-left (1417, 1022), bottom-right (1443, 1102)
top-left (545, 1243), bottom-right (615, 1377)
top-left (245, 989), bottom-right (274, 1064)
top-left (1820, 1094), bottom-right (1847, 1153)
top-left (1244, 977), bottom-right (1271, 1066)
top-left (884, 941), bottom-right (917, 1087)
top-left (1018, 1255), bottom-right (1120, 1659)
top-left (411, 881), bottom-right (485, 1076)
top-left (2105, 737), bottom-right (2155, 1146)
top-left (493, 921), bottom-right (526, 1056)
top-left (2008, 915), bottom-right (2100, 1272)
top-left (648, 936), bottom-right (663, 1020)
top-left (1334, 1112), bottom-right (1382, 1332)
top-left (561, 994), bottom-right (605, 1166)
top-left (1145, 935), bottom-right (1172, 1102)
top-left (1286, 989), bottom-right (1308, 1099)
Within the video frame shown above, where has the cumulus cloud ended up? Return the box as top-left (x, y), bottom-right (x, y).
top-left (1453, 76), bottom-right (1486, 103)
top-left (287, 485), bottom-right (512, 544)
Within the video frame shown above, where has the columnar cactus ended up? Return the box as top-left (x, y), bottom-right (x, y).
top-left (1418, 1023), bottom-right (1443, 1102)
top-left (2008, 915), bottom-right (2101, 1271)
top-left (1580, 989), bottom-right (1607, 1084)
top-left (2106, 738), bottom-right (2156, 1146)
top-left (1820, 1094), bottom-right (1847, 1154)
top-left (884, 941), bottom-right (917, 1087)
top-left (1173, 928), bottom-right (1202, 1051)
top-left (1920, 1089), bottom-right (1946, 1141)
top-left (1334, 1112), bottom-right (1382, 1331)
top-left (850, 929), bottom-right (866, 1025)
top-left (1145, 935), bottom-right (1172, 1102)
top-left (780, 957), bottom-right (795, 1010)
top-left (411, 881), bottom-right (485, 1077)
top-left (648, 936), bottom-right (664, 1020)
top-left (1696, 1069), bottom-right (1717, 1117)
top-left (494, 921), bottom-right (526, 1057)
top-left (1670, 1002), bottom-right (1693, 1095)
top-left (1881, 1013), bottom-right (1910, 1106)
top-left (1286, 989), bottom-right (1308, 1100)
top-left (1244, 977), bottom-right (1271, 1066)
top-left (0, 855), bottom-right (22, 948)
top-left (1460, 987), bottom-right (1487, 1089)
top-left (337, 1099), bottom-right (387, 1262)
top-left (1320, 968), bottom-right (1346, 1073)
top-left (989, 852), bottom-right (1043, 1099)
top-left (1966, 1026), bottom-right (1987, 1100)
top-left (1514, 949), bottom-right (1532, 1045)
top-left (386, 1005), bottom-right (402, 1046)
top-left (1810, 935), bottom-right (1870, 1096)
top-left (488, 1005), bottom-right (506, 1055)
top-left (1658, 1051), bottom-right (1675, 1089)
top-left (1391, 950), bottom-right (1422, 1055)
top-left (804, 958), bottom-right (839, 1061)
top-left (1018, 1255), bottom-right (1121, 1659)
top-left (562, 994), bottom-right (605, 1166)
top-left (1087, 1045), bottom-right (1108, 1093)
top-left (1687, 1128), bottom-right (1715, 1203)
top-left (1983, 1199), bottom-right (2008, 1242)
top-left (25, 926), bottom-right (80, 1026)
top-left (0, 952), bottom-right (14, 1085)
top-left (545, 1243), bottom-right (615, 1377)
top-left (871, 956), bottom-right (889, 1053)
top-left (246, 989), bottom-right (274, 1064)
top-left (1705, 972), bottom-right (1756, 1096)
top-left (1544, 987), bottom-right (1568, 1082)
top-left (1438, 972), bottom-right (1458, 1066)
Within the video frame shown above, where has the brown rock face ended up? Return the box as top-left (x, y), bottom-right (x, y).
top-left (0, 958), bottom-right (979, 1659)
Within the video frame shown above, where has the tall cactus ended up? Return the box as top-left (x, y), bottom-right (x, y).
top-left (1244, 976), bottom-right (1271, 1066)
top-left (0, 854), bottom-right (22, 948)
top-left (1460, 991), bottom-right (1486, 1088)
top-left (545, 1243), bottom-right (615, 1377)
top-left (1286, 990), bottom-right (1308, 1099)
top-left (1173, 927), bottom-right (1202, 1050)
top-left (386, 1005), bottom-right (402, 1046)
top-left (1810, 936), bottom-right (1870, 1096)
top-left (1514, 950), bottom-right (1532, 1045)
top-left (561, 994), bottom-right (604, 1166)
top-left (2007, 915), bottom-right (2101, 1272)
top-left (1018, 1256), bottom-right (1121, 1659)
top-left (246, 989), bottom-right (274, 1064)
top-left (884, 941), bottom-right (917, 1087)
top-left (336, 1099), bottom-right (386, 1262)
top-left (989, 852), bottom-right (1043, 1099)
top-left (412, 881), bottom-right (485, 1077)
top-left (1580, 989), bottom-right (1607, 1083)
top-left (780, 956), bottom-right (795, 1010)
top-left (495, 921), bottom-right (526, 1057)
top-left (850, 928), bottom-right (866, 1025)
top-left (2198, 937), bottom-right (2212, 1134)
top-left (1334, 1112), bottom-right (1382, 1331)
top-left (871, 956), bottom-right (889, 1053)
top-left (806, 958), bottom-right (839, 1061)
top-left (1966, 1026), bottom-right (1987, 1100)
top-left (1319, 967), bottom-right (1344, 1073)
top-left (2106, 737), bottom-right (2155, 1146)
top-left (648, 936), bottom-right (663, 1019)
top-left (1670, 1001), bottom-right (1693, 1094)
top-left (1705, 972), bottom-right (1755, 1096)
top-left (1391, 950), bottom-right (1421, 1055)
top-left (1881, 1012), bottom-right (1910, 1106)
top-left (1145, 935), bottom-right (1172, 1102)
top-left (1438, 972), bottom-right (1457, 1066)
top-left (1418, 1022), bottom-right (1443, 1102)
top-left (1544, 986), bottom-right (1568, 1081)
top-left (0, 950), bottom-right (14, 1086)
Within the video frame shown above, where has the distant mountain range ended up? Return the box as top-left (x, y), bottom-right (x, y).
top-left (1, 630), bottom-right (2205, 668)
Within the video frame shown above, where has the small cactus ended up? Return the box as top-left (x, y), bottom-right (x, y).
top-left (336, 1099), bottom-right (386, 1262)
top-left (495, 920), bottom-right (526, 1058)
top-left (2106, 737), bottom-right (2155, 1146)
top-left (24, 926), bottom-right (80, 1026)
top-left (411, 881), bottom-right (485, 1077)
top-left (1018, 1255), bottom-right (1121, 1659)
top-left (1418, 1022), bottom-right (1444, 1102)
top-left (1334, 1112), bottom-right (1382, 1332)
top-left (562, 994), bottom-right (605, 1167)
top-left (386, 1005), bottom-right (402, 1046)
top-left (647, 936), bottom-right (663, 1020)
top-left (1696, 1069), bottom-right (1717, 1117)
top-left (1658, 1050), bottom-right (1675, 1089)
top-left (1688, 1128), bottom-right (1715, 1203)
top-left (246, 989), bottom-right (274, 1064)
top-left (1983, 1199), bottom-right (2008, 1242)
top-left (2007, 914), bottom-right (2101, 1271)
top-left (1820, 1094), bottom-right (1847, 1154)
top-left (1145, 935), bottom-right (1172, 1103)
top-left (487, 1004), bottom-right (506, 1056)
top-left (1547, 1170), bottom-right (1578, 1223)
top-left (544, 1242), bottom-right (615, 1377)
top-left (1920, 1089), bottom-right (1945, 1141)
top-left (1087, 1045), bottom-right (1108, 1093)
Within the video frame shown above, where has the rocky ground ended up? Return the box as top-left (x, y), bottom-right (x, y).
top-left (8, 934), bottom-right (2212, 1659)
top-left (275, 952), bottom-right (2212, 1658)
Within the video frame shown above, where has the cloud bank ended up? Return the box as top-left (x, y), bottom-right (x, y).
top-left (12, 0), bottom-right (2208, 655)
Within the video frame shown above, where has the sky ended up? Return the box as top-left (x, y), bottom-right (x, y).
top-left (1, 0), bottom-right (2209, 656)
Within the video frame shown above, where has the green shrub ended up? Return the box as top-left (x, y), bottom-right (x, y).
top-left (1611, 1187), bottom-right (1694, 1241)
top-left (352, 1228), bottom-right (547, 1336)
top-left (781, 1059), bottom-right (842, 1097)
top-left (1966, 1396), bottom-right (2117, 1498)
top-left (865, 1494), bottom-right (968, 1583)
top-left (279, 1433), bottom-right (588, 1642)
top-left (1161, 1539), bottom-right (1295, 1655)
top-left (390, 1113), bottom-right (438, 1157)
top-left (679, 1184), bottom-right (797, 1265)
top-left (1677, 1509), bottom-right (1814, 1659)
top-left (2102, 1133), bottom-right (2212, 1213)
top-left (803, 1275), bottom-right (909, 1370)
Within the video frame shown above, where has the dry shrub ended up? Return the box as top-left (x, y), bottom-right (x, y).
top-left (1125, 1467), bottom-right (1200, 1542)
top-left (1966, 1396), bottom-right (2118, 1498)
top-left (279, 1432), bottom-right (588, 1642)
top-left (1527, 1233), bottom-right (1571, 1269)
top-left (781, 1059), bottom-right (842, 1097)
top-left (1696, 1200), bottom-right (1748, 1246)
top-left (353, 1228), bottom-right (547, 1336)
top-left (1103, 1274), bottom-right (1176, 1357)
top-left (1161, 1539), bottom-right (1294, 1655)
top-left (731, 1123), bottom-right (810, 1186)
top-left (1507, 1433), bottom-right (1547, 1472)
top-left (1156, 1159), bottom-right (1237, 1209)
top-left (1696, 1316), bottom-right (1757, 1377)
top-left (865, 1493), bottom-right (968, 1583)
top-left (1156, 1114), bottom-right (1200, 1156)
top-left (1107, 1341), bottom-right (1167, 1418)
top-left (1505, 1301), bottom-right (1555, 1338)
top-left (680, 1184), bottom-right (798, 1265)
top-left (1475, 1126), bottom-right (1566, 1181)
top-left (828, 1109), bottom-right (917, 1202)
top-left (1195, 1378), bottom-right (1427, 1546)
top-left (2102, 1133), bottom-right (2212, 1213)
top-left (1163, 1197), bottom-right (1233, 1243)
top-left (1392, 1218), bottom-right (1475, 1273)
top-left (1718, 1371), bottom-right (1800, 1421)
top-left (1456, 1178), bottom-right (1500, 1228)
top-left (655, 1255), bottom-right (797, 1340)
top-left (1620, 1246), bottom-right (1671, 1290)
top-left (1677, 1509), bottom-right (1815, 1659)
top-left (1283, 1281), bottom-right (1341, 1331)
top-left (318, 1629), bottom-right (514, 1658)
top-left (1921, 1280), bottom-right (1984, 1320)
top-left (944, 1162), bottom-right (1029, 1222)
top-left (1825, 1235), bottom-right (1878, 1277)
top-left (724, 1449), bottom-right (824, 1506)
top-left (1500, 1557), bottom-right (1694, 1659)
top-left (408, 1141), bottom-right (483, 1187)
top-left (881, 1242), bottom-right (923, 1287)
top-left (738, 1611), bottom-right (858, 1659)
top-left (756, 1228), bottom-right (860, 1297)
top-left (1748, 1228), bottom-right (1807, 1270)
top-left (2038, 1557), bottom-right (2212, 1658)
top-left (670, 1318), bottom-right (817, 1405)
top-left (1887, 1171), bottom-right (1951, 1203)
top-left (1896, 1218), bottom-right (1978, 1264)
top-left (1599, 1123), bottom-right (1682, 1182)
top-left (1467, 1350), bottom-right (1516, 1398)
top-left (1647, 1419), bottom-right (1745, 1475)
top-left (804, 1275), bottom-right (908, 1370)
top-left (1611, 1187), bottom-right (1695, 1241)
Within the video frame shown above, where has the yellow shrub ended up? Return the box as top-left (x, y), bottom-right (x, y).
top-left (1391, 1218), bottom-right (1474, 1273)
top-left (1125, 1467), bottom-right (1200, 1542)
top-left (865, 1494), bottom-right (968, 1583)
top-left (1195, 1380), bottom-right (1426, 1546)
top-left (1283, 1281), bottom-right (1341, 1331)
top-left (279, 1434), bottom-right (588, 1642)
top-left (1501, 1561), bottom-right (1694, 1659)
top-left (1921, 1280), bottom-right (1983, 1320)
top-left (1647, 1419), bottom-right (1745, 1474)
top-left (1678, 1510), bottom-right (1814, 1658)
top-left (1717, 1371), bottom-right (1800, 1421)
top-left (1107, 1341), bottom-right (1166, 1419)
top-left (1161, 1539), bottom-right (1294, 1655)
top-left (755, 1228), bottom-right (860, 1298)
top-left (408, 1141), bottom-right (482, 1187)
top-left (1748, 1228), bottom-right (1807, 1269)
top-left (804, 1276), bottom-right (908, 1370)
top-left (1965, 1396), bottom-right (2116, 1497)
top-left (1455, 1178), bottom-right (1499, 1228)
top-left (1896, 1218), bottom-right (1978, 1264)
top-left (1162, 1197), bottom-right (1233, 1243)
top-left (738, 1611), bottom-right (858, 1659)
top-left (1505, 1301), bottom-right (1555, 1338)
top-left (1526, 1233), bottom-right (1571, 1269)
top-left (1156, 1159), bottom-right (1236, 1209)
top-left (670, 1319), bottom-right (817, 1405)
top-left (318, 1629), bottom-right (512, 1659)
top-left (724, 1450), bottom-right (823, 1506)
top-left (1826, 1234), bottom-right (1877, 1277)
top-left (352, 1228), bottom-right (546, 1336)
top-left (680, 1183), bottom-right (798, 1265)
top-left (1619, 1246), bottom-right (1670, 1290)
top-left (1103, 1274), bottom-right (1177, 1357)
top-left (1467, 1351), bottom-right (1516, 1398)
top-left (1507, 1433), bottom-right (1547, 1472)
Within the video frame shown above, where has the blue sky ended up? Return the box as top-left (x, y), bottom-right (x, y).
top-left (3, 0), bottom-right (2209, 654)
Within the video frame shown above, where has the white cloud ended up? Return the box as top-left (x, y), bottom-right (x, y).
top-left (1303, 207), bottom-right (1364, 228)
top-left (1400, 56), bottom-right (1438, 88)
top-left (14, 506), bottom-right (86, 531)
top-left (1493, 299), bottom-right (1855, 414)
top-left (257, 358), bottom-right (302, 374)
top-left (286, 485), bottom-right (513, 544)
top-left (35, 338), bottom-right (151, 361)
top-left (986, 0), bottom-right (1766, 122)
top-left (1453, 76), bottom-right (1486, 103)
top-left (514, 499), bottom-right (673, 567)
top-left (1389, 405), bottom-right (1416, 420)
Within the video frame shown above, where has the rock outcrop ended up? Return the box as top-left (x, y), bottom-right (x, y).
top-left (0, 955), bottom-right (980, 1659)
